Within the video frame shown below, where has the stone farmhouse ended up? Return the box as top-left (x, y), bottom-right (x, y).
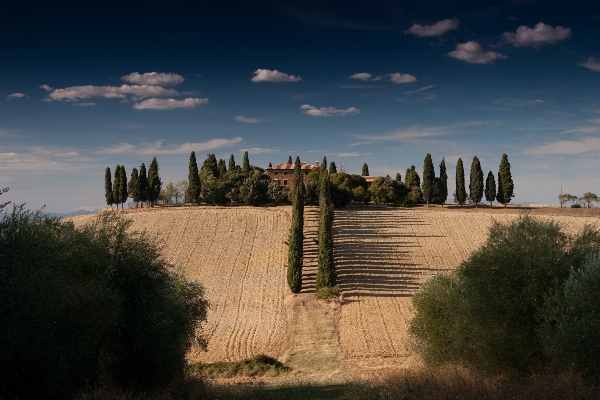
top-left (265, 161), bottom-right (318, 188)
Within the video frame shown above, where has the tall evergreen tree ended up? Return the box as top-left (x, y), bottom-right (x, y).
top-left (217, 158), bottom-right (227, 177)
top-left (316, 166), bottom-right (336, 289)
top-left (147, 157), bottom-right (162, 206)
top-left (322, 156), bottom-right (327, 171)
top-left (469, 155), bottom-right (484, 207)
top-left (485, 170), bottom-right (496, 208)
top-left (188, 151), bottom-right (201, 205)
top-left (138, 163), bottom-right (148, 207)
top-left (395, 173), bottom-right (402, 182)
top-left (128, 167), bottom-right (141, 204)
top-left (268, 162), bottom-right (272, 167)
top-left (407, 166), bottom-right (421, 188)
top-left (438, 158), bottom-right (448, 206)
top-left (287, 156), bottom-right (293, 164)
top-left (422, 154), bottom-right (435, 207)
top-left (362, 163), bottom-right (369, 176)
top-left (119, 165), bottom-right (128, 208)
top-left (496, 153), bottom-right (514, 208)
top-left (104, 167), bottom-right (114, 209)
top-left (242, 151), bottom-right (250, 174)
top-left (228, 154), bottom-right (236, 171)
top-left (201, 153), bottom-right (219, 178)
top-left (405, 168), bottom-right (412, 187)
top-left (287, 156), bottom-right (305, 293)
top-left (329, 161), bottom-right (337, 174)
top-left (455, 158), bottom-right (467, 206)
top-left (112, 165), bottom-right (121, 210)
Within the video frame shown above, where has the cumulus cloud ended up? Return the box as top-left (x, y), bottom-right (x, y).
top-left (235, 116), bottom-right (261, 123)
top-left (405, 18), bottom-right (459, 37)
top-left (6, 93), bottom-right (25, 100)
top-left (349, 73), bottom-right (373, 81)
top-left (502, 22), bottom-right (571, 47)
top-left (40, 84), bottom-right (54, 91)
top-left (447, 41), bottom-right (507, 64)
top-left (121, 72), bottom-right (184, 86)
top-left (527, 137), bottom-right (600, 154)
top-left (99, 137), bottom-right (243, 155)
top-left (300, 104), bottom-right (360, 117)
top-left (579, 57), bottom-right (600, 72)
top-left (238, 147), bottom-right (279, 154)
top-left (405, 85), bottom-right (436, 95)
top-left (133, 97), bottom-right (208, 110)
top-left (47, 85), bottom-right (178, 101)
top-left (251, 69), bottom-right (302, 82)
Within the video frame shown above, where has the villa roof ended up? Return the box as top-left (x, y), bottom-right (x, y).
top-left (266, 162), bottom-right (316, 171)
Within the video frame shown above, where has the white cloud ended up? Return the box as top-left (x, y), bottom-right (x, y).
top-left (335, 152), bottom-right (359, 157)
top-left (502, 22), bottom-right (571, 47)
top-left (405, 18), bottom-right (459, 37)
top-left (76, 102), bottom-right (95, 106)
top-left (372, 73), bottom-right (417, 83)
top-left (405, 85), bottom-right (436, 95)
top-left (251, 69), bottom-right (302, 82)
top-left (562, 126), bottom-right (600, 134)
top-left (447, 41), bottom-right (507, 64)
top-left (352, 121), bottom-right (482, 143)
top-left (39, 84), bottom-right (53, 91)
top-left (133, 97), bottom-right (208, 110)
top-left (579, 57), bottom-right (600, 72)
top-left (235, 116), bottom-right (262, 123)
top-left (300, 104), bottom-right (360, 117)
top-left (48, 85), bottom-right (178, 101)
top-left (527, 137), bottom-right (600, 154)
top-left (121, 72), bottom-right (184, 86)
top-left (238, 147), bottom-right (279, 154)
top-left (349, 73), bottom-right (373, 81)
top-left (99, 137), bottom-right (243, 155)
top-left (6, 93), bottom-right (25, 100)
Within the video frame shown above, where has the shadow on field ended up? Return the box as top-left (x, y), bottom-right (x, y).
top-left (206, 382), bottom-right (370, 400)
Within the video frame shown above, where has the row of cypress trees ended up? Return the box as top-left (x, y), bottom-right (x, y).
top-left (104, 157), bottom-right (162, 209)
top-left (287, 157), bottom-right (304, 293)
top-left (453, 153), bottom-right (514, 207)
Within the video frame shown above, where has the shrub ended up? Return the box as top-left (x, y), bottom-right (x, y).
top-left (315, 285), bottom-right (341, 302)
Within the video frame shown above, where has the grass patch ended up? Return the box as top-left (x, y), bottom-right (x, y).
top-left (314, 285), bottom-right (340, 301)
top-left (187, 354), bottom-right (289, 379)
top-left (206, 382), bottom-right (370, 400)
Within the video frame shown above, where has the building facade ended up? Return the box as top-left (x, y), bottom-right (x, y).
top-left (265, 162), bottom-right (317, 187)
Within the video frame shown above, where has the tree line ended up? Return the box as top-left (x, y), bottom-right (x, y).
top-left (104, 157), bottom-right (161, 209)
top-left (558, 192), bottom-right (599, 208)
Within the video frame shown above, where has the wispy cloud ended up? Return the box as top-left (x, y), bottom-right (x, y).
top-left (6, 93), bottom-right (26, 100)
top-left (349, 73), bottom-right (373, 81)
top-left (121, 72), bottom-right (184, 86)
top-left (578, 57), bottom-right (600, 72)
top-left (251, 69), bottom-right (302, 82)
top-left (235, 116), bottom-right (262, 123)
top-left (39, 84), bottom-right (53, 91)
top-left (47, 85), bottom-right (178, 101)
top-left (527, 137), bottom-right (600, 154)
top-left (133, 97), bottom-right (208, 110)
top-left (300, 104), bottom-right (360, 117)
top-left (238, 147), bottom-right (279, 154)
top-left (405, 85), bottom-right (436, 95)
top-left (99, 137), bottom-right (243, 155)
top-left (447, 41), bottom-right (507, 64)
top-left (405, 18), bottom-right (459, 37)
top-left (348, 72), bottom-right (416, 83)
top-left (494, 98), bottom-right (543, 107)
top-left (562, 126), bottom-right (600, 134)
top-left (75, 102), bottom-right (95, 106)
top-left (352, 121), bottom-right (482, 143)
top-left (502, 22), bottom-right (571, 47)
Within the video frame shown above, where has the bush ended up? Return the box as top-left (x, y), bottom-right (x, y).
top-left (0, 207), bottom-right (208, 399)
top-left (315, 285), bottom-right (341, 302)
top-left (188, 354), bottom-right (289, 378)
top-left (410, 214), bottom-right (600, 375)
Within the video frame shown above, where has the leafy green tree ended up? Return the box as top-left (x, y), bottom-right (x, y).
top-left (147, 157), bottom-right (162, 206)
top-left (361, 163), bottom-right (369, 176)
top-left (316, 167), bottom-right (336, 290)
top-left (138, 163), bottom-right (148, 207)
top-left (119, 165), bottom-right (128, 207)
top-left (329, 161), bottom-right (337, 174)
top-left (352, 186), bottom-right (369, 204)
top-left (496, 153), bottom-right (514, 207)
top-left (455, 158), bottom-right (467, 206)
top-left (188, 151), bottom-right (201, 205)
top-left (228, 154), bottom-right (236, 171)
top-left (175, 179), bottom-right (188, 204)
top-left (217, 158), bottom-right (227, 177)
top-left (438, 158), bottom-right (448, 206)
top-left (267, 181), bottom-right (284, 204)
top-left (128, 167), bottom-right (141, 204)
top-left (485, 171), bottom-right (496, 208)
top-left (238, 171), bottom-right (269, 206)
top-left (287, 156), bottom-right (293, 164)
top-left (406, 166), bottom-right (421, 189)
top-left (160, 182), bottom-right (177, 204)
top-left (469, 156), bottom-right (484, 207)
top-left (368, 176), bottom-right (399, 204)
top-left (581, 192), bottom-right (598, 208)
top-left (287, 157), bottom-right (304, 293)
top-left (201, 153), bottom-right (219, 178)
top-left (422, 154), bottom-right (435, 207)
top-left (113, 165), bottom-right (121, 210)
top-left (105, 167), bottom-right (114, 208)
top-left (242, 151), bottom-right (250, 174)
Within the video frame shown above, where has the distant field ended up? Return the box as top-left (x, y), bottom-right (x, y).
top-left (71, 205), bottom-right (600, 376)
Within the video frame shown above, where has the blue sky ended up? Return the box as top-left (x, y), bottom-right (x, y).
top-left (1, 1), bottom-right (600, 212)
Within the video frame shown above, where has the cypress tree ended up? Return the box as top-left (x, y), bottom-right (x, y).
top-left (362, 163), bottom-right (369, 176)
top-left (485, 170), bottom-right (496, 208)
top-left (395, 173), bottom-right (402, 182)
top-left (439, 158), bottom-right (448, 206)
top-left (408, 166), bottom-right (420, 188)
top-left (322, 156), bottom-right (327, 171)
top-left (242, 151), bottom-right (250, 174)
top-left (329, 162), bottom-right (337, 174)
top-left (112, 165), bottom-right (121, 210)
top-left (469, 155), bottom-right (484, 207)
top-left (128, 167), bottom-right (141, 204)
top-left (316, 166), bottom-right (336, 289)
top-left (104, 167), bottom-right (114, 208)
top-left (422, 154), bottom-right (435, 207)
top-left (287, 156), bottom-right (304, 293)
top-left (201, 153), bottom-right (219, 178)
top-left (217, 158), bottom-right (227, 176)
top-left (228, 154), bottom-right (236, 171)
top-left (287, 156), bottom-right (293, 164)
top-left (455, 158), bottom-right (467, 206)
top-left (405, 168), bottom-right (412, 187)
top-left (188, 151), bottom-right (201, 205)
top-left (496, 153), bottom-right (514, 208)
top-left (147, 157), bottom-right (162, 206)
top-left (138, 163), bottom-right (148, 207)
top-left (268, 162), bottom-right (272, 167)
top-left (119, 165), bottom-right (128, 208)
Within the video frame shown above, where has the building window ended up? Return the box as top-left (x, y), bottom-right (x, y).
top-left (283, 171), bottom-right (287, 175)
top-left (274, 171), bottom-right (278, 175)
top-left (304, 171), bottom-right (308, 175)
top-left (274, 179), bottom-right (280, 185)
top-left (284, 179), bottom-right (288, 185)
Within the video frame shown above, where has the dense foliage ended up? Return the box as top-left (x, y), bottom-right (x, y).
top-left (316, 164), bottom-right (336, 290)
top-left (422, 154), bottom-right (435, 206)
top-left (469, 156), bottom-right (483, 207)
top-left (287, 157), bottom-right (304, 293)
top-left (454, 158), bottom-right (467, 205)
top-left (496, 153), bottom-right (514, 207)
